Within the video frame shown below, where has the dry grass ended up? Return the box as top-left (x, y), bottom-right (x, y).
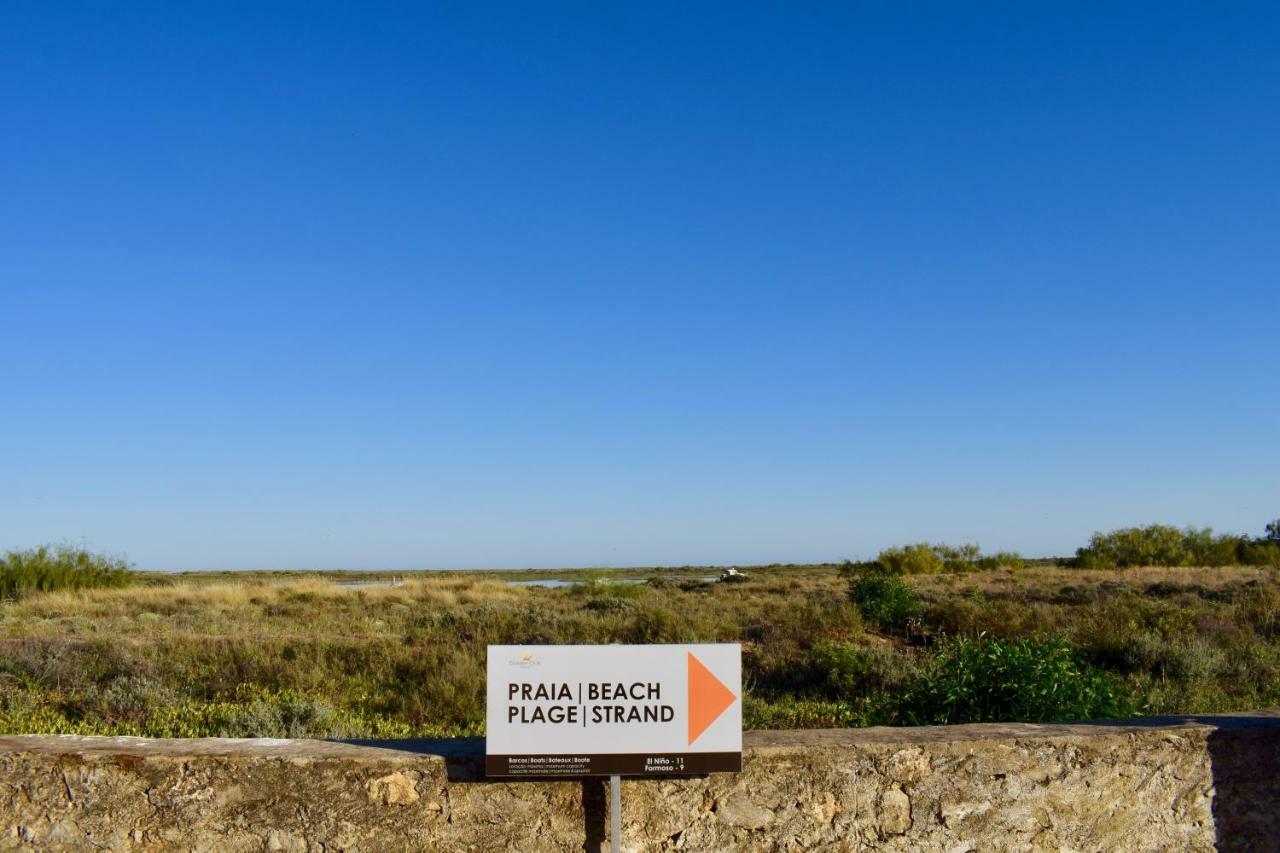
top-left (4, 576), bottom-right (527, 624)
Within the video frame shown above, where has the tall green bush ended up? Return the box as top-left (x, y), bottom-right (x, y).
top-left (876, 544), bottom-right (944, 574)
top-left (0, 545), bottom-right (134, 599)
top-left (871, 543), bottom-right (1026, 574)
top-left (1075, 524), bottom-right (1280, 569)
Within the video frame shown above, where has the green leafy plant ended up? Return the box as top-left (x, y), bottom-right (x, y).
top-left (896, 634), bottom-right (1133, 725)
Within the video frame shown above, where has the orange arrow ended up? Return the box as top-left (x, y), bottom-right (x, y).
top-left (687, 652), bottom-right (736, 745)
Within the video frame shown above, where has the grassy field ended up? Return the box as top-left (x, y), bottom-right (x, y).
top-left (1, 562), bottom-right (1278, 738)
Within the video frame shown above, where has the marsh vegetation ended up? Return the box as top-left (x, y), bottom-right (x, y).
top-left (2, 540), bottom-right (1279, 738)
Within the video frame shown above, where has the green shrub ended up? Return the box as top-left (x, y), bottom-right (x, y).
top-left (973, 551), bottom-right (1027, 571)
top-left (1075, 525), bottom-right (1191, 568)
top-left (213, 693), bottom-right (354, 738)
top-left (1073, 524), bottom-right (1276, 569)
top-left (876, 544), bottom-right (944, 574)
top-left (808, 640), bottom-right (917, 698)
top-left (1239, 541), bottom-right (1280, 567)
top-left (933, 543), bottom-right (980, 572)
top-left (95, 676), bottom-right (182, 727)
top-left (623, 601), bottom-right (698, 643)
top-left (925, 595), bottom-right (1045, 639)
top-left (1234, 584), bottom-right (1280, 638)
top-left (1130, 634), bottom-right (1226, 682)
top-left (872, 543), bottom-right (1025, 574)
top-left (846, 566), bottom-right (921, 631)
top-left (897, 635), bottom-right (1132, 725)
top-left (0, 545), bottom-right (134, 599)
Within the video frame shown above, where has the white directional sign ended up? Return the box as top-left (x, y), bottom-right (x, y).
top-left (486, 644), bottom-right (742, 777)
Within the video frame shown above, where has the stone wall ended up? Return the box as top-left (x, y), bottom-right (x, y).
top-left (2, 713), bottom-right (1278, 852)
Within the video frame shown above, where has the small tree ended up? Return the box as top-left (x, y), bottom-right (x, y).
top-left (1266, 519), bottom-right (1280, 543)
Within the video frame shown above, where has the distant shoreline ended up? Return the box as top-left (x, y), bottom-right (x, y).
top-left (136, 558), bottom-right (1069, 583)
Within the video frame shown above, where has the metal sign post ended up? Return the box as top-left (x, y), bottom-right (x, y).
top-left (610, 774), bottom-right (621, 853)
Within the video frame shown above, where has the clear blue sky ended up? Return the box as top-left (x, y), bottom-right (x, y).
top-left (3, 3), bottom-right (1277, 570)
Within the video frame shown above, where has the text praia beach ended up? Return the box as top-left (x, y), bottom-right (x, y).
top-left (506, 681), bottom-right (674, 725)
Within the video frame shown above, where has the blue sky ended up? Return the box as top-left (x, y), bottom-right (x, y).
top-left (3, 3), bottom-right (1277, 570)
